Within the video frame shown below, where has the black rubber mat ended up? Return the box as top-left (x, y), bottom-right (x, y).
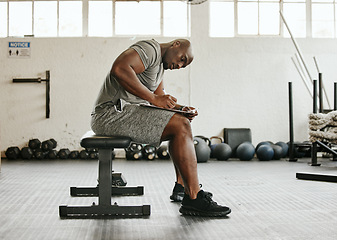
top-left (0, 158), bottom-right (336, 239)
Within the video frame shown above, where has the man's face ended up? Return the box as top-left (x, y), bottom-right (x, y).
top-left (163, 42), bottom-right (193, 70)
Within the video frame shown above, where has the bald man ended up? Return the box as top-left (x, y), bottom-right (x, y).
top-left (91, 39), bottom-right (231, 217)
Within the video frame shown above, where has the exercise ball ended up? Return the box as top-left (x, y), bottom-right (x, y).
top-left (255, 141), bottom-right (271, 151)
top-left (193, 137), bottom-right (211, 163)
top-left (271, 144), bottom-right (283, 160)
top-left (275, 141), bottom-right (288, 158)
top-left (256, 145), bottom-right (274, 161)
top-left (213, 143), bottom-right (232, 161)
top-left (236, 142), bottom-right (255, 161)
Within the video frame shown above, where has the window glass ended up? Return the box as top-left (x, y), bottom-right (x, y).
top-left (0, 2), bottom-right (7, 37)
top-left (259, 2), bottom-right (279, 35)
top-left (210, 2), bottom-right (234, 37)
top-left (283, 3), bottom-right (306, 37)
top-left (9, 1), bottom-right (32, 36)
top-left (312, 3), bottom-right (334, 38)
top-left (88, 1), bottom-right (112, 37)
top-left (59, 1), bottom-right (82, 37)
top-left (34, 1), bottom-right (57, 37)
top-left (163, 1), bottom-right (189, 37)
top-left (115, 1), bottom-right (160, 35)
top-left (238, 2), bottom-right (258, 35)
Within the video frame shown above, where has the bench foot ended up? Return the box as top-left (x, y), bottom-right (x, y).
top-left (59, 203), bottom-right (151, 218)
top-left (70, 186), bottom-right (144, 196)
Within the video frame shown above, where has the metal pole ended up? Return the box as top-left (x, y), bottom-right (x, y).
top-left (280, 11), bottom-right (313, 82)
top-left (313, 57), bottom-right (331, 109)
top-left (291, 56), bottom-right (312, 98)
top-left (333, 82), bottom-right (337, 111)
top-left (319, 73), bottom-right (323, 113)
top-left (46, 71), bottom-right (50, 119)
top-left (288, 82), bottom-right (297, 162)
top-left (334, 82), bottom-right (337, 161)
top-left (311, 80), bottom-right (320, 166)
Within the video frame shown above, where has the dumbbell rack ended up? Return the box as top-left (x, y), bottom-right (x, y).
top-left (12, 70), bottom-right (50, 118)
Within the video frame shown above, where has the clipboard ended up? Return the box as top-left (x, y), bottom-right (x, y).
top-left (139, 103), bottom-right (197, 115)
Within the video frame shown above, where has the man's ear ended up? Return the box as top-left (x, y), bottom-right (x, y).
top-left (173, 40), bottom-right (181, 47)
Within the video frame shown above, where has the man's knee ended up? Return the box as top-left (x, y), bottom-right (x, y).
top-left (162, 114), bottom-right (192, 140)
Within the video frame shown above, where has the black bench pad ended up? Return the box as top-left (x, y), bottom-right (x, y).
top-left (80, 131), bottom-right (132, 149)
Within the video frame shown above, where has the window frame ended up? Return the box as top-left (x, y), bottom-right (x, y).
top-left (210, 0), bottom-right (337, 38)
top-left (0, 0), bottom-right (191, 38)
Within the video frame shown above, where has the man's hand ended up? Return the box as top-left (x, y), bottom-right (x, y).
top-left (152, 94), bottom-right (177, 109)
top-left (181, 106), bottom-right (198, 122)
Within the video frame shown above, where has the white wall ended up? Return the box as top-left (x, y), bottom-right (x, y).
top-left (1, 4), bottom-right (337, 156)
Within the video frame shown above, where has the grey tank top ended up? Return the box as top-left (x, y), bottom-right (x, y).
top-left (93, 39), bottom-right (164, 113)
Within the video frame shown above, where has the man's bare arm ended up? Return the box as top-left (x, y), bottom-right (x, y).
top-left (111, 49), bottom-right (176, 108)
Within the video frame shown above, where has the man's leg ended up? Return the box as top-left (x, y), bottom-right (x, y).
top-left (161, 113), bottom-right (200, 199)
top-left (161, 113), bottom-right (231, 217)
top-left (174, 164), bottom-right (184, 187)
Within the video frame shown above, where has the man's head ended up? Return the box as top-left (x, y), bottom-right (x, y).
top-left (162, 39), bottom-right (194, 70)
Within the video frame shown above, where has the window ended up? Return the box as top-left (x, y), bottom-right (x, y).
top-left (59, 1), bottom-right (82, 37)
top-left (34, 1), bottom-right (57, 37)
top-left (115, 1), bottom-right (161, 35)
top-left (88, 1), bottom-right (112, 37)
top-left (283, 0), bottom-right (306, 38)
top-left (9, 1), bottom-right (32, 36)
top-left (210, 0), bottom-right (337, 38)
top-left (1, 0), bottom-right (190, 38)
top-left (312, 0), bottom-right (336, 38)
top-left (0, 2), bottom-right (7, 37)
top-left (163, 1), bottom-right (189, 37)
top-left (210, 1), bottom-right (234, 37)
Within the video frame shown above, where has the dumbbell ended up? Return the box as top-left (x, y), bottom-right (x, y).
top-left (125, 143), bottom-right (143, 160)
top-left (34, 148), bottom-right (48, 160)
top-left (41, 138), bottom-right (57, 151)
top-left (87, 148), bottom-right (99, 160)
top-left (48, 149), bottom-right (58, 159)
top-left (58, 148), bottom-right (71, 159)
top-left (157, 145), bottom-right (170, 159)
top-left (69, 150), bottom-right (79, 159)
top-left (21, 147), bottom-right (34, 160)
top-left (142, 145), bottom-right (156, 160)
top-left (5, 146), bottom-right (20, 160)
top-left (79, 149), bottom-right (89, 159)
top-left (28, 139), bottom-right (41, 149)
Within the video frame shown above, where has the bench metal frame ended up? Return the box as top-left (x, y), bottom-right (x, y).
top-left (59, 133), bottom-right (150, 218)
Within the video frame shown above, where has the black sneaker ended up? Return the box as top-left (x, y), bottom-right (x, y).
top-left (170, 183), bottom-right (213, 202)
top-left (179, 190), bottom-right (231, 217)
top-left (170, 182), bottom-right (185, 202)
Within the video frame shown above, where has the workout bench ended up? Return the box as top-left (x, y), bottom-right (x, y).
top-left (59, 131), bottom-right (151, 218)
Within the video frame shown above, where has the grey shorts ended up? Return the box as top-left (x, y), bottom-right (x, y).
top-left (91, 102), bottom-right (175, 147)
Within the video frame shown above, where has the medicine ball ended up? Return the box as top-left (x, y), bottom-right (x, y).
top-left (213, 143), bottom-right (232, 161)
top-left (275, 141), bottom-right (288, 158)
top-left (255, 141), bottom-right (271, 151)
top-left (193, 137), bottom-right (211, 163)
top-left (271, 144), bottom-right (283, 160)
top-left (236, 142), bottom-right (255, 161)
top-left (256, 144), bottom-right (274, 161)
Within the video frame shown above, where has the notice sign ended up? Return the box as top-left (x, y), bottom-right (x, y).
top-left (8, 42), bottom-right (31, 58)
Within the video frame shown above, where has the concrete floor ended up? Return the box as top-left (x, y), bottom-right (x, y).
top-left (0, 157), bottom-right (337, 240)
